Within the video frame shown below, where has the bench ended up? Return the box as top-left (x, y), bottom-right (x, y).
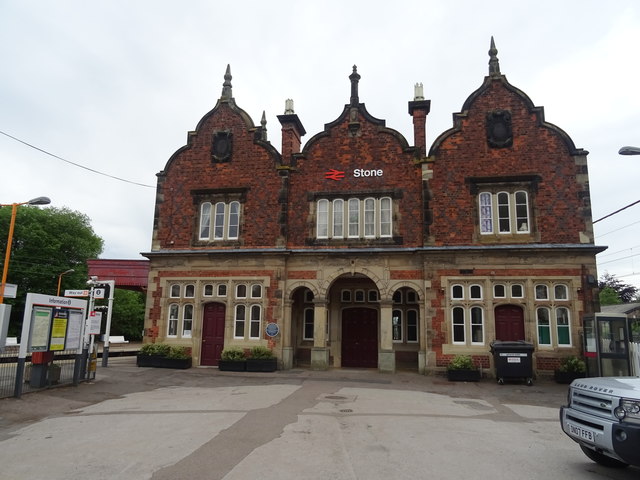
top-left (105, 335), bottom-right (129, 344)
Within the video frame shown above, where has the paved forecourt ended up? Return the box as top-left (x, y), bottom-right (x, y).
top-left (0, 357), bottom-right (638, 479)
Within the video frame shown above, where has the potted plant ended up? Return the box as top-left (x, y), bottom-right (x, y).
top-left (554, 355), bottom-right (586, 384)
top-left (218, 346), bottom-right (247, 371)
top-left (137, 343), bottom-right (191, 369)
top-left (447, 354), bottom-right (481, 381)
top-left (246, 345), bottom-right (277, 372)
top-left (163, 346), bottom-right (192, 369)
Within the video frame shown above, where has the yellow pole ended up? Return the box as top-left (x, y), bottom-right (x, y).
top-left (56, 269), bottom-right (74, 296)
top-left (0, 203), bottom-right (19, 304)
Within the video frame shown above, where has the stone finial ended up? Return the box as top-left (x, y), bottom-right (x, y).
top-left (284, 99), bottom-right (294, 114)
top-left (488, 37), bottom-right (501, 76)
top-left (349, 65), bottom-right (361, 106)
top-left (221, 64), bottom-right (232, 99)
top-left (260, 111), bottom-right (268, 141)
top-left (414, 83), bottom-right (424, 101)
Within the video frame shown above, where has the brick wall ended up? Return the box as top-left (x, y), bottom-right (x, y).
top-left (155, 101), bottom-right (283, 250)
top-left (429, 77), bottom-right (590, 246)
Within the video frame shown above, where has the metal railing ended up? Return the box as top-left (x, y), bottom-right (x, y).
top-left (0, 346), bottom-right (83, 398)
top-left (631, 342), bottom-right (640, 377)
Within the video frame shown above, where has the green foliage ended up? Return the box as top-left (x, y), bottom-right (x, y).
top-left (139, 343), bottom-right (171, 356)
top-left (599, 273), bottom-right (638, 304)
top-left (447, 354), bottom-right (476, 371)
top-left (558, 355), bottom-right (586, 373)
top-left (221, 346), bottom-right (247, 361)
top-left (249, 345), bottom-right (274, 359)
top-left (0, 205), bottom-right (103, 335)
top-left (599, 286), bottom-right (622, 306)
top-left (96, 289), bottom-right (145, 341)
top-left (167, 346), bottom-right (191, 359)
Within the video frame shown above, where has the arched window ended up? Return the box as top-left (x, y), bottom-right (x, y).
top-left (537, 307), bottom-right (551, 346)
top-left (168, 304), bottom-right (179, 337)
top-left (228, 201), bottom-right (240, 239)
top-left (348, 198), bottom-right (360, 238)
top-left (250, 284), bottom-right (262, 299)
top-left (317, 199), bottom-right (329, 239)
top-left (332, 199), bottom-right (344, 238)
top-left (182, 305), bottom-right (193, 337)
top-left (452, 307), bottom-right (465, 343)
top-left (556, 307), bottom-right (571, 345)
top-left (380, 197), bottom-right (392, 237)
top-left (249, 305), bottom-right (261, 339)
top-left (364, 198), bottom-right (376, 237)
top-left (199, 202), bottom-right (211, 239)
top-left (234, 305), bottom-right (246, 338)
top-left (214, 202), bottom-right (226, 239)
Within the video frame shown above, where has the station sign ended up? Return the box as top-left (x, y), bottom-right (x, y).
top-left (0, 283), bottom-right (17, 299)
top-left (65, 289), bottom-right (89, 297)
top-left (325, 168), bottom-right (384, 181)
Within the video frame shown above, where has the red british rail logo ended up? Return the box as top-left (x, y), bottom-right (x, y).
top-left (325, 169), bottom-right (345, 181)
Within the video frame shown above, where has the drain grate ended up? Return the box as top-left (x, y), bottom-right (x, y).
top-left (340, 409), bottom-right (353, 413)
top-left (325, 395), bottom-right (347, 400)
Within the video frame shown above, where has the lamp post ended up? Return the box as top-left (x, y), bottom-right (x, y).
top-left (618, 146), bottom-right (640, 155)
top-left (56, 269), bottom-right (75, 296)
top-left (0, 196), bottom-right (51, 303)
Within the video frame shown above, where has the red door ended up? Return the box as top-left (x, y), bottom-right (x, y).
top-left (494, 305), bottom-right (525, 341)
top-left (201, 303), bottom-right (225, 366)
top-left (342, 307), bottom-right (378, 368)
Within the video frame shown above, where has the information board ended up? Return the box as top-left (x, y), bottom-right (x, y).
top-left (30, 307), bottom-right (52, 352)
top-left (49, 309), bottom-right (69, 351)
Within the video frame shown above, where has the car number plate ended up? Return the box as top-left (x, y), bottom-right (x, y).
top-left (567, 422), bottom-right (595, 442)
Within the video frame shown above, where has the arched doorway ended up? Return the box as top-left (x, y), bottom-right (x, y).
top-left (201, 302), bottom-right (225, 366)
top-left (290, 286), bottom-right (315, 367)
top-left (495, 305), bottom-right (525, 341)
top-left (342, 307), bottom-right (378, 368)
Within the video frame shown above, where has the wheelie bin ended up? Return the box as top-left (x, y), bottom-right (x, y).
top-left (490, 340), bottom-right (534, 386)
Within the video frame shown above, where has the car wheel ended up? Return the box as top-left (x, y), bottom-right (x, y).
top-left (579, 445), bottom-right (629, 468)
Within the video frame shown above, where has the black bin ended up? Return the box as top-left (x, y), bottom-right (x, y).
top-left (490, 340), bottom-right (534, 386)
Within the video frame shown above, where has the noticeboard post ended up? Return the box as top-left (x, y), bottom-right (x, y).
top-left (14, 293), bottom-right (87, 397)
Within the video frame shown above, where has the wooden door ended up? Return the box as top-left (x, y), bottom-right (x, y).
top-left (342, 307), bottom-right (378, 368)
top-left (201, 303), bottom-right (225, 366)
top-left (494, 305), bottom-right (525, 341)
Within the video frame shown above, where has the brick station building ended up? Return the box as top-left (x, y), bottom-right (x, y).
top-left (142, 39), bottom-right (603, 375)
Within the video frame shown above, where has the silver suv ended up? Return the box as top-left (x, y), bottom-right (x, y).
top-left (560, 377), bottom-right (640, 468)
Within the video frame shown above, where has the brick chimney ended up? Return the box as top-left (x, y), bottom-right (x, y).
top-left (408, 83), bottom-right (431, 158)
top-left (277, 99), bottom-right (306, 165)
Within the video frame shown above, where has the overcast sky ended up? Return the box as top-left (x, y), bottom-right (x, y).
top-left (1, 1), bottom-right (639, 288)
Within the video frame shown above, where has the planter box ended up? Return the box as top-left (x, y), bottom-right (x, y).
top-left (554, 370), bottom-right (585, 384)
top-left (137, 354), bottom-right (192, 369)
top-left (246, 358), bottom-right (277, 372)
top-left (218, 360), bottom-right (246, 372)
top-left (447, 369), bottom-right (481, 382)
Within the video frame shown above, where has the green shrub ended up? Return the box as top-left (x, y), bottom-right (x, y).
top-left (139, 343), bottom-right (181, 357)
top-left (249, 345), bottom-right (274, 359)
top-left (558, 355), bottom-right (586, 373)
top-left (221, 347), bottom-right (247, 361)
top-left (139, 343), bottom-right (171, 356)
top-left (167, 346), bottom-right (191, 359)
top-left (447, 354), bottom-right (476, 371)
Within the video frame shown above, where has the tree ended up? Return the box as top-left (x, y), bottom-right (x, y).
top-left (96, 288), bottom-right (145, 341)
top-left (599, 286), bottom-right (622, 306)
top-left (598, 272), bottom-right (638, 304)
top-left (0, 206), bottom-right (103, 335)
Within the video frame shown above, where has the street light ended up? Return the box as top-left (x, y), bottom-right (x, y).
top-left (56, 269), bottom-right (75, 296)
top-left (618, 146), bottom-right (640, 155)
top-left (0, 196), bottom-right (51, 303)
